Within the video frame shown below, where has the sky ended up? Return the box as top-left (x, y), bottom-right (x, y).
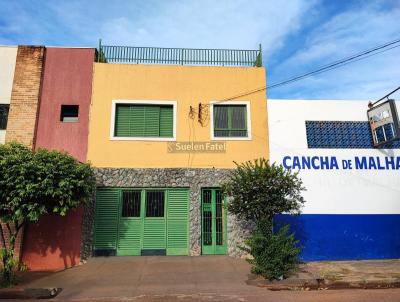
top-left (0, 0), bottom-right (399, 100)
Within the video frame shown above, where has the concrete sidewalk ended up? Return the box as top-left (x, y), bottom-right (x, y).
top-left (20, 256), bottom-right (265, 300)
top-left (18, 257), bottom-right (400, 300)
top-left (308, 259), bottom-right (400, 288)
top-left (250, 259), bottom-right (400, 290)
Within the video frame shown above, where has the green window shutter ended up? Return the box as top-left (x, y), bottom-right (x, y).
top-left (167, 189), bottom-right (189, 255)
top-left (214, 105), bottom-right (247, 137)
top-left (94, 188), bottom-right (120, 251)
top-left (144, 106), bottom-right (160, 136)
top-left (114, 104), bottom-right (173, 138)
top-left (117, 220), bottom-right (142, 256)
top-left (114, 105), bottom-right (131, 137)
top-left (159, 106), bottom-right (173, 137)
top-left (130, 106), bottom-right (145, 136)
top-left (143, 219), bottom-right (166, 249)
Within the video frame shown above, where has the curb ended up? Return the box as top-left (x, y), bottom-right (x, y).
top-left (322, 279), bottom-right (400, 290)
top-left (0, 287), bottom-right (61, 299)
top-left (248, 277), bottom-right (400, 291)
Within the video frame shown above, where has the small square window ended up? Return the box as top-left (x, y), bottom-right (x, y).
top-left (60, 105), bottom-right (79, 122)
top-left (0, 104), bottom-right (9, 130)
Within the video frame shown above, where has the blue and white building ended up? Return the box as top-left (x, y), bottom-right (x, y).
top-left (268, 99), bottom-right (400, 260)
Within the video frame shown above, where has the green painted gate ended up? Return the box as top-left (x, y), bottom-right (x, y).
top-left (93, 188), bottom-right (189, 256)
top-left (201, 188), bottom-right (228, 255)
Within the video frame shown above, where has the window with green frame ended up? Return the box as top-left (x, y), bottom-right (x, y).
top-left (114, 104), bottom-right (174, 138)
top-left (213, 104), bottom-right (248, 137)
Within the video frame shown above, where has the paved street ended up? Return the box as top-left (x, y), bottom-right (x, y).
top-left (47, 289), bottom-right (400, 302)
top-left (19, 256), bottom-right (400, 301)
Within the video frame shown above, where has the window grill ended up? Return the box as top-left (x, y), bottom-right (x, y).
top-left (214, 105), bottom-right (247, 137)
top-left (122, 191), bottom-right (141, 217)
top-left (202, 189), bottom-right (212, 246)
top-left (306, 121), bottom-right (400, 149)
top-left (146, 191), bottom-right (165, 217)
top-left (215, 190), bottom-right (224, 246)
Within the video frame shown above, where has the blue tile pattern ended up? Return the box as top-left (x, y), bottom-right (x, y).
top-left (306, 121), bottom-right (400, 149)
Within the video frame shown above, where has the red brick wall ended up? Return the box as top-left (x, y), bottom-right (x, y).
top-left (6, 46), bottom-right (45, 147)
top-left (0, 223), bottom-right (24, 262)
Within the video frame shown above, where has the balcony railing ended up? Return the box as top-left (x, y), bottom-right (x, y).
top-left (97, 40), bottom-right (262, 67)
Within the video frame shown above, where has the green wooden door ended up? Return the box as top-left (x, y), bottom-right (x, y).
top-left (93, 188), bottom-right (120, 255)
top-left (117, 190), bottom-right (142, 256)
top-left (167, 189), bottom-right (189, 255)
top-left (142, 190), bottom-right (166, 255)
top-left (201, 188), bottom-right (227, 255)
top-left (94, 187), bottom-right (189, 256)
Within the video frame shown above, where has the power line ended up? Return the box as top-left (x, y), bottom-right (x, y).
top-left (369, 86), bottom-right (400, 107)
top-left (198, 37), bottom-right (400, 112)
top-left (267, 37), bottom-right (400, 90)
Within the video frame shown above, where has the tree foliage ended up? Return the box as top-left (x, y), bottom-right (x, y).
top-left (242, 218), bottom-right (302, 280)
top-left (223, 158), bottom-right (305, 280)
top-left (0, 142), bottom-right (96, 285)
top-left (223, 158), bottom-right (306, 223)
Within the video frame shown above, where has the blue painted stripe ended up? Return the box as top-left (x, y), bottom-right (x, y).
top-left (275, 214), bottom-right (400, 261)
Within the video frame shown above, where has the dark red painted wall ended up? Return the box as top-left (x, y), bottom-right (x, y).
top-left (22, 48), bottom-right (95, 271)
top-left (34, 48), bottom-right (95, 162)
top-left (22, 208), bottom-right (84, 271)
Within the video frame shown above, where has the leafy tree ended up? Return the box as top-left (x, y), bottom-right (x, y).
top-left (223, 158), bottom-right (305, 224)
top-left (0, 142), bottom-right (96, 285)
top-left (223, 158), bottom-right (305, 280)
top-left (242, 218), bottom-right (301, 280)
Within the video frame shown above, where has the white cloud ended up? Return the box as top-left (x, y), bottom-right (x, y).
top-left (98, 0), bottom-right (315, 55)
top-left (2, 0), bottom-right (398, 101)
top-left (0, 0), bottom-right (316, 52)
top-left (269, 2), bottom-right (400, 100)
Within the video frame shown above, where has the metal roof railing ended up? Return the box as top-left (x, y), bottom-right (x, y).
top-left (97, 40), bottom-right (262, 67)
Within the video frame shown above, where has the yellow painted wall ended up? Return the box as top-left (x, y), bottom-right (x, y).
top-left (87, 63), bottom-right (269, 168)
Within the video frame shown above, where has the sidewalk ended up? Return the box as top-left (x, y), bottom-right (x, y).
top-left (2, 257), bottom-right (400, 299)
top-left (249, 259), bottom-right (400, 290)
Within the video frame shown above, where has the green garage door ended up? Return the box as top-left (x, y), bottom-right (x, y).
top-left (93, 188), bottom-right (189, 256)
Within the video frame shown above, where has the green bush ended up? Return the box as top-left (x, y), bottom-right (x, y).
top-left (223, 158), bottom-right (305, 223)
top-left (242, 218), bottom-right (302, 280)
top-left (0, 142), bottom-right (96, 286)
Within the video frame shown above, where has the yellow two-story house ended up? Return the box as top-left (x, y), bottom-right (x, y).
top-left (84, 45), bottom-right (268, 258)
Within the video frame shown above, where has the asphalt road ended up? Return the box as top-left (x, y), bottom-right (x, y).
top-left (48, 289), bottom-right (400, 302)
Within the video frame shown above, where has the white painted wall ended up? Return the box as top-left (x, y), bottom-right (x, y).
top-left (0, 46), bottom-right (17, 144)
top-left (0, 131), bottom-right (5, 144)
top-left (268, 99), bottom-right (400, 214)
top-left (0, 46), bottom-right (17, 104)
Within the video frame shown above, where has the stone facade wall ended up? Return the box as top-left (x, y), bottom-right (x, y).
top-left (81, 168), bottom-right (253, 260)
top-left (6, 46), bottom-right (45, 147)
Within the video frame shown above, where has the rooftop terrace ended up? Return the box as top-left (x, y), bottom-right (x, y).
top-left (97, 40), bottom-right (262, 67)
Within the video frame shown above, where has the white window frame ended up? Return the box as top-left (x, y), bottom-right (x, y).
top-left (110, 100), bottom-right (177, 141)
top-left (210, 101), bottom-right (252, 141)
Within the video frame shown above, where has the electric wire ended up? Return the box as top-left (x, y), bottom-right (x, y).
top-left (267, 38), bottom-right (400, 90)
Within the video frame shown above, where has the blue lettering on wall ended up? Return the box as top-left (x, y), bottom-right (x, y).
top-left (282, 156), bottom-right (400, 170)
